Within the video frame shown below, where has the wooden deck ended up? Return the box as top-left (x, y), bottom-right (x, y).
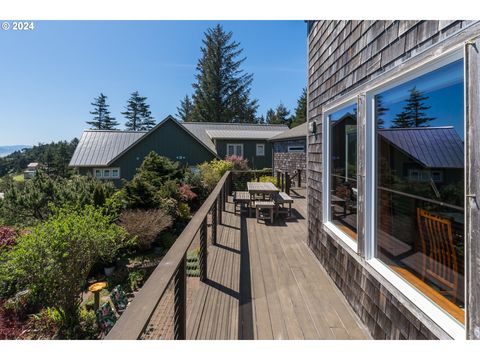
top-left (164, 189), bottom-right (369, 339)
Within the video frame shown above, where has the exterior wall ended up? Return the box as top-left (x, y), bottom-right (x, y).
top-left (272, 138), bottom-right (307, 176)
top-left (215, 139), bottom-right (273, 169)
top-left (78, 120), bottom-right (216, 184)
top-left (307, 20), bottom-right (480, 340)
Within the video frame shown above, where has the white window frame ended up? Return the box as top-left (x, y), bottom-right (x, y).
top-left (322, 96), bottom-right (359, 253)
top-left (226, 143), bottom-right (244, 157)
top-left (93, 167), bottom-right (121, 179)
top-left (364, 48), bottom-right (465, 339)
top-left (288, 145), bottom-right (305, 153)
top-left (256, 143), bottom-right (265, 156)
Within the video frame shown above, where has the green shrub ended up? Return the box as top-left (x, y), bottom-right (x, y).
top-left (127, 269), bottom-right (147, 291)
top-left (258, 175), bottom-right (279, 187)
top-left (0, 206), bottom-right (130, 326)
top-left (161, 232), bottom-right (176, 250)
top-left (176, 202), bottom-right (191, 220)
top-left (198, 159), bottom-right (233, 192)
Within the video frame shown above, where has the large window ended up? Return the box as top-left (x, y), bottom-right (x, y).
top-left (256, 143), bottom-right (265, 156)
top-left (327, 103), bottom-right (358, 241)
top-left (374, 58), bottom-right (465, 325)
top-left (94, 167), bottom-right (120, 179)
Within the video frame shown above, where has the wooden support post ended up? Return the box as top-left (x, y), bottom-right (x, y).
top-left (211, 201), bottom-right (217, 245)
top-left (217, 193), bottom-right (222, 225)
top-left (174, 256), bottom-right (186, 340)
top-left (285, 172), bottom-right (291, 195)
top-left (199, 218), bottom-right (208, 282)
top-left (222, 186), bottom-right (226, 211)
top-left (276, 170), bottom-right (281, 188)
top-left (297, 169), bottom-right (302, 188)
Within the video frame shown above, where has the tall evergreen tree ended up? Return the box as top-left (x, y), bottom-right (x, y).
top-left (265, 103), bottom-right (291, 126)
top-left (191, 24), bottom-right (258, 123)
top-left (392, 87), bottom-right (435, 128)
top-left (375, 94), bottom-right (388, 129)
top-left (176, 95), bottom-right (194, 122)
top-left (290, 88), bottom-right (307, 128)
top-left (87, 93), bottom-right (118, 130)
top-left (122, 91), bottom-right (156, 131)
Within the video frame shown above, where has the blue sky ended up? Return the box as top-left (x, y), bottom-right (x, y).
top-left (0, 21), bottom-right (307, 145)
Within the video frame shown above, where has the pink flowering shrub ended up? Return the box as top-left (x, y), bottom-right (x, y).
top-left (0, 227), bottom-right (17, 250)
top-left (179, 184), bottom-right (197, 203)
top-left (225, 155), bottom-right (249, 170)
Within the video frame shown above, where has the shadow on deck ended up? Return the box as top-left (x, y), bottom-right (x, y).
top-left (174, 189), bottom-right (369, 340)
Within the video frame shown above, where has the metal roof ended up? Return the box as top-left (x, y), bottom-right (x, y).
top-left (378, 126), bottom-right (464, 169)
top-left (182, 122), bottom-right (288, 152)
top-left (269, 122), bottom-right (307, 141)
top-left (69, 130), bottom-right (146, 167)
top-left (69, 117), bottom-right (288, 167)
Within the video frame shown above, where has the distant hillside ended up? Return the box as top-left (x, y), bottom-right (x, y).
top-left (0, 145), bottom-right (31, 157)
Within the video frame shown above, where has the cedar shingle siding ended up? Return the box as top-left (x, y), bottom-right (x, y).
top-left (307, 20), bottom-right (480, 339)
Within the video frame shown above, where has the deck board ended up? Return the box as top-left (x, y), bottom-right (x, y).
top-left (153, 188), bottom-right (369, 340)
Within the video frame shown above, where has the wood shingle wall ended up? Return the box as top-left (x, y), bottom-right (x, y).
top-left (307, 20), bottom-right (480, 340)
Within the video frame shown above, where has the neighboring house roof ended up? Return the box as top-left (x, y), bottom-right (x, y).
top-left (378, 126), bottom-right (464, 169)
top-left (269, 122), bottom-right (307, 141)
top-left (183, 122), bottom-right (288, 152)
top-left (69, 116), bottom-right (288, 167)
top-left (69, 130), bottom-right (146, 167)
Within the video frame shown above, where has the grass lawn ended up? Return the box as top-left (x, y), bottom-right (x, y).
top-left (12, 174), bottom-right (25, 182)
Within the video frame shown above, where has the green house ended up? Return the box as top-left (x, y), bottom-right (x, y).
top-left (69, 115), bottom-right (288, 185)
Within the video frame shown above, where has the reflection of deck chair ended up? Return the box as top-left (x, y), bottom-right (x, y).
top-left (110, 285), bottom-right (129, 313)
top-left (331, 184), bottom-right (352, 217)
top-left (96, 302), bottom-right (117, 333)
top-left (416, 208), bottom-right (458, 301)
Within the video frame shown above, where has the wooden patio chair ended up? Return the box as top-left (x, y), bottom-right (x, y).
top-left (416, 208), bottom-right (458, 302)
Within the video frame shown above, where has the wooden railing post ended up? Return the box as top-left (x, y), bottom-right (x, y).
top-left (199, 218), bottom-right (207, 282)
top-left (281, 172), bottom-right (285, 192)
top-left (298, 169), bottom-right (302, 187)
top-left (285, 172), bottom-right (291, 195)
top-left (174, 256), bottom-right (186, 340)
top-left (211, 201), bottom-right (217, 245)
top-left (217, 193), bottom-right (222, 225)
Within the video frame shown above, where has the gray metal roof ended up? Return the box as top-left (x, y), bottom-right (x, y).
top-left (69, 130), bottom-right (146, 167)
top-left (69, 117), bottom-right (288, 167)
top-left (182, 122), bottom-right (288, 152)
top-left (378, 126), bottom-right (464, 169)
top-left (269, 122), bottom-right (307, 141)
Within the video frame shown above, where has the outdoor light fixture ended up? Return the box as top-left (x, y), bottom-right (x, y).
top-left (309, 120), bottom-right (317, 134)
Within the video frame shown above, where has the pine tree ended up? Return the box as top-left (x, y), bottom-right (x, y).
top-left (392, 87), bottom-right (435, 128)
top-left (122, 91), bottom-right (156, 131)
top-left (375, 94), bottom-right (388, 129)
top-left (265, 103), bottom-right (291, 126)
top-left (191, 24), bottom-right (258, 123)
top-left (87, 93), bottom-right (118, 130)
top-left (290, 88), bottom-right (307, 128)
top-left (176, 95), bottom-right (194, 122)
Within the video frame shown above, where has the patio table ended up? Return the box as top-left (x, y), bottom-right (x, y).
top-left (247, 181), bottom-right (279, 200)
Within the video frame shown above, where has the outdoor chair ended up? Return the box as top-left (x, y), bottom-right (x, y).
top-left (110, 285), bottom-right (129, 313)
top-left (274, 192), bottom-right (294, 218)
top-left (255, 201), bottom-right (275, 223)
top-left (416, 208), bottom-right (458, 302)
top-left (96, 301), bottom-right (117, 333)
top-left (233, 191), bottom-right (251, 215)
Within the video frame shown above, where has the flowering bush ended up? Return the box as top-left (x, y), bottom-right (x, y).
top-left (179, 184), bottom-right (197, 203)
top-left (0, 227), bottom-right (17, 250)
top-left (199, 159), bottom-right (234, 192)
top-left (225, 155), bottom-right (249, 170)
top-left (258, 175), bottom-right (279, 187)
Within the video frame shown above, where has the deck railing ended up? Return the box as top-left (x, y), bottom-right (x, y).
top-left (105, 171), bottom-right (231, 340)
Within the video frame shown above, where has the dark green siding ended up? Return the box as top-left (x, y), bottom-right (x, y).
top-left (215, 139), bottom-right (273, 169)
top-left (79, 120), bottom-right (216, 184)
top-left (112, 120), bottom-right (216, 181)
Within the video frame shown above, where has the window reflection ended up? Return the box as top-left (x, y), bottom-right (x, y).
top-left (329, 104), bottom-right (358, 240)
top-left (375, 59), bottom-right (464, 324)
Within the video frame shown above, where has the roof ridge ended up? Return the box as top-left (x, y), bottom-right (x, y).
top-left (84, 129), bottom-right (148, 133)
top-left (182, 122), bottom-right (288, 127)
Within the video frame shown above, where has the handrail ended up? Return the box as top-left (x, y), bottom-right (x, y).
top-left (378, 186), bottom-right (464, 212)
top-left (106, 171), bottom-right (231, 340)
